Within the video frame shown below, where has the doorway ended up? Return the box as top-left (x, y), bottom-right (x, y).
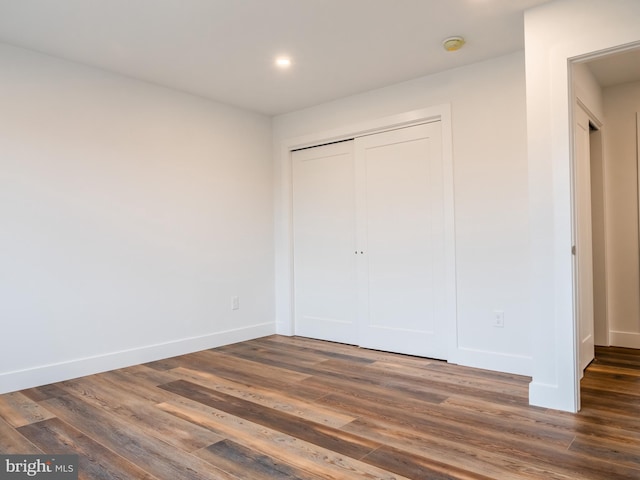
top-left (571, 46), bottom-right (640, 407)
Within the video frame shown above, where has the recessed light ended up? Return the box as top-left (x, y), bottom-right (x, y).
top-left (276, 57), bottom-right (292, 68)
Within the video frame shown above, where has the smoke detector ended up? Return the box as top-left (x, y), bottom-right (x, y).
top-left (442, 36), bottom-right (466, 52)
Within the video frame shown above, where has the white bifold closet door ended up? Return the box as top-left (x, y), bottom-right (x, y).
top-left (292, 121), bottom-right (446, 359)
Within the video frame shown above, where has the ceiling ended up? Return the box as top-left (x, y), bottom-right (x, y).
top-left (0, 0), bottom-right (554, 116)
top-left (586, 48), bottom-right (640, 88)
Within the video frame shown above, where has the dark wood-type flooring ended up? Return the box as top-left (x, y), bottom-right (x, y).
top-left (1, 336), bottom-right (639, 479)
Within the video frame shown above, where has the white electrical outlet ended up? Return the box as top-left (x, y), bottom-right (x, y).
top-left (493, 310), bottom-right (505, 328)
top-left (231, 296), bottom-right (240, 310)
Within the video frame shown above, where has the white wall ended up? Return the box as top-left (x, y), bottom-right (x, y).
top-left (0, 44), bottom-right (275, 393)
top-left (274, 52), bottom-right (532, 375)
top-left (603, 81), bottom-right (640, 348)
top-left (525, 0), bottom-right (640, 411)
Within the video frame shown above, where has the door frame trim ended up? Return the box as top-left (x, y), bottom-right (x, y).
top-left (275, 105), bottom-right (458, 362)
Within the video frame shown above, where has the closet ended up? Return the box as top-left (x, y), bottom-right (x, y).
top-left (292, 121), bottom-right (448, 359)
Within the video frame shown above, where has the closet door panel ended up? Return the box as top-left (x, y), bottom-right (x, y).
top-left (356, 122), bottom-right (446, 359)
top-left (292, 141), bottom-right (357, 344)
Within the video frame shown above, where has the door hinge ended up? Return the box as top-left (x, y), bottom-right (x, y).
top-left (571, 245), bottom-right (576, 255)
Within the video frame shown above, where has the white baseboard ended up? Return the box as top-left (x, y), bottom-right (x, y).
top-left (453, 346), bottom-right (532, 376)
top-left (609, 331), bottom-right (640, 349)
top-left (0, 322), bottom-right (275, 395)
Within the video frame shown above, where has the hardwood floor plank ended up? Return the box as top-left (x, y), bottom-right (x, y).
top-left (40, 394), bottom-right (241, 480)
top-left (594, 347), bottom-right (640, 367)
top-left (199, 349), bottom-right (312, 383)
top-left (318, 390), bottom-right (574, 449)
top-left (294, 363), bottom-right (450, 405)
top-left (18, 418), bottom-right (158, 480)
top-left (367, 360), bottom-right (530, 398)
top-left (159, 379), bottom-right (381, 460)
top-left (171, 366), bottom-right (357, 428)
top-left (343, 417), bottom-right (575, 480)
top-left (159, 349), bottom-right (326, 400)
top-left (158, 397), bottom-right (411, 480)
top-left (194, 439), bottom-right (326, 480)
top-left (256, 334), bottom-right (435, 366)
top-left (582, 376), bottom-right (640, 396)
top-left (317, 358), bottom-right (449, 393)
top-left (104, 364), bottom-right (180, 387)
top-left (305, 378), bottom-right (573, 448)
top-left (318, 390), bottom-right (599, 479)
top-left (143, 357), bottom-right (186, 371)
top-left (0, 416), bottom-right (43, 453)
top-left (363, 445), bottom-right (496, 480)
top-left (56, 374), bottom-right (224, 453)
top-left (420, 359), bottom-right (532, 385)
top-left (216, 340), bottom-right (332, 367)
top-left (296, 359), bottom-right (527, 408)
top-left (587, 363), bottom-right (640, 377)
top-left (208, 343), bottom-right (453, 406)
top-left (580, 387), bottom-right (640, 413)
top-left (98, 369), bottom-right (180, 404)
top-left (346, 415), bottom-right (640, 480)
top-left (0, 391), bottom-right (56, 427)
top-left (568, 405), bottom-right (640, 436)
top-left (443, 395), bottom-right (640, 446)
top-left (569, 435), bottom-right (640, 471)
top-left (20, 384), bottom-right (68, 402)
top-left (220, 340), bottom-right (377, 372)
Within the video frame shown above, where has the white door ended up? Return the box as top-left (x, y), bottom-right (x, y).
top-left (292, 141), bottom-right (358, 344)
top-left (575, 104), bottom-right (595, 372)
top-left (355, 122), bottom-right (446, 359)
